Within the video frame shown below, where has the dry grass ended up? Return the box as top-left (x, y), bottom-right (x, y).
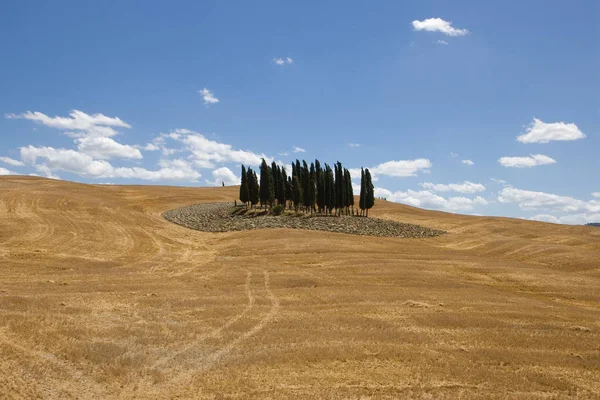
top-left (0, 176), bottom-right (599, 399)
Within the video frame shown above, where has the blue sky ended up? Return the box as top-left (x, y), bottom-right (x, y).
top-left (1, 1), bottom-right (598, 224)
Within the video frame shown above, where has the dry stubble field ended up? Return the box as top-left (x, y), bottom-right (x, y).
top-left (0, 176), bottom-right (599, 399)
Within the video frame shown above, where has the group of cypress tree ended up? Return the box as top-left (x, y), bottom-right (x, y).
top-left (239, 158), bottom-right (375, 216)
top-left (238, 165), bottom-right (260, 208)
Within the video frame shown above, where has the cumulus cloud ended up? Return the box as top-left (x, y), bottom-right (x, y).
top-left (498, 154), bottom-right (556, 168)
top-left (274, 57), bottom-right (293, 65)
top-left (76, 136), bottom-right (142, 160)
top-left (517, 118), bottom-right (586, 143)
top-left (531, 213), bottom-right (600, 225)
top-left (0, 167), bottom-right (16, 175)
top-left (19, 145), bottom-right (200, 181)
top-left (167, 129), bottom-right (271, 168)
top-left (419, 181), bottom-right (485, 194)
top-left (462, 159), bottom-right (474, 166)
top-left (412, 18), bottom-right (469, 36)
top-left (7, 109), bottom-right (141, 161)
top-left (292, 146), bottom-right (306, 153)
top-left (371, 159), bottom-right (432, 177)
top-left (199, 88), bottom-right (219, 105)
top-left (498, 187), bottom-right (600, 214)
top-left (593, 192), bottom-right (600, 198)
top-left (375, 187), bottom-right (488, 212)
top-left (208, 167), bottom-right (239, 186)
top-left (0, 156), bottom-right (25, 167)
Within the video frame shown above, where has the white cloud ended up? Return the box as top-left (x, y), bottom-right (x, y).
top-left (498, 154), bottom-right (556, 168)
top-left (592, 192), bottom-right (600, 198)
top-left (530, 214), bottom-right (560, 224)
top-left (531, 213), bottom-right (600, 225)
top-left (0, 167), bottom-right (16, 175)
top-left (420, 181), bottom-right (485, 194)
top-left (199, 88), bottom-right (219, 105)
top-left (435, 40), bottom-right (448, 45)
top-left (142, 143), bottom-right (160, 151)
top-left (0, 156), bottom-right (25, 167)
top-left (292, 146), bottom-right (306, 153)
top-left (76, 136), bottom-right (142, 160)
top-left (376, 187), bottom-right (488, 212)
top-left (462, 159), bottom-right (474, 166)
top-left (273, 57), bottom-right (293, 65)
top-left (450, 152), bottom-right (458, 158)
top-left (348, 143), bottom-right (361, 148)
top-left (7, 109), bottom-right (141, 163)
top-left (167, 129), bottom-right (270, 168)
top-left (6, 110), bottom-right (130, 131)
top-left (498, 187), bottom-right (600, 214)
top-left (412, 18), bottom-right (469, 36)
top-left (209, 167), bottom-right (239, 186)
top-left (371, 159), bottom-right (432, 178)
top-left (517, 118), bottom-right (586, 144)
top-left (19, 146), bottom-right (200, 181)
top-left (491, 178), bottom-right (507, 185)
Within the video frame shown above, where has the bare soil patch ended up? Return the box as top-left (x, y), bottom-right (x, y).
top-left (163, 202), bottom-right (445, 238)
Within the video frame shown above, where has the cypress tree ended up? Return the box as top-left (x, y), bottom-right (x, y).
top-left (302, 160), bottom-right (310, 212)
top-left (334, 162), bottom-right (345, 216)
top-left (259, 159), bottom-right (270, 209)
top-left (292, 175), bottom-right (302, 212)
top-left (359, 168), bottom-right (366, 216)
top-left (365, 168), bottom-right (375, 217)
top-left (308, 163), bottom-right (316, 214)
top-left (271, 161), bottom-right (279, 205)
top-left (239, 165), bottom-right (249, 207)
top-left (325, 164), bottom-right (335, 214)
top-left (344, 168), bottom-right (353, 215)
top-left (280, 166), bottom-right (287, 207)
top-left (285, 176), bottom-right (293, 209)
top-left (249, 169), bottom-right (259, 208)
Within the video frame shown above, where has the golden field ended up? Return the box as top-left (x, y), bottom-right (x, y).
top-left (0, 176), bottom-right (599, 399)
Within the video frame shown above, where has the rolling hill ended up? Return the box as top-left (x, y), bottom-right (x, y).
top-left (1, 176), bottom-right (599, 399)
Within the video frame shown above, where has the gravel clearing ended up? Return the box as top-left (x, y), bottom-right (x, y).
top-left (164, 203), bottom-right (445, 238)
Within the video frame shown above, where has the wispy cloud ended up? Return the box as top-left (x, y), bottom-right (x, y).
top-left (498, 154), bottom-right (556, 168)
top-left (412, 18), bottom-right (469, 36)
top-left (420, 181), bottom-right (485, 194)
top-left (273, 57), bottom-right (294, 65)
top-left (462, 159), bottom-right (474, 166)
top-left (199, 88), bottom-right (219, 105)
top-left (435, 40), bottom-right (448, 45)
top-left (292, 146), bottom-right (305, 153)
top-left (0, 156), bottom-right (25, 167)
top-left (348, 143), bottom-right (361, 148)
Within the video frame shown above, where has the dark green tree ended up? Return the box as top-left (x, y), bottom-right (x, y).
top-left (365, 168), bottom-right (375, 217)
top-left (292, 175), bottom-right (302, 211)
top-left (239, 165), bottom-right (249, 207)
top-left (285, 176), bottom-right (293, 209)
top-left (302, 160), bottom-right (310, 211)
top-left (344, 168), bottom-right (354, 215)
top-left (325, 164), bottom-right (335, 214)
top-left (359, 168), bottom-right (366, 216)
top-left (271, 161), bottom-right (279, 206)
top-left (249, 169), bottom-right (259, 208)
top-left (259, 159), bottom-right (271, 209)
top-left (279, 166), bottom-right (287, 207)
top-left (334, 162), bottom-right (345, 216)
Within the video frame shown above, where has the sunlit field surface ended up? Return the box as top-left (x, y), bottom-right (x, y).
top-left (1, 176), bottom-right (599, 399)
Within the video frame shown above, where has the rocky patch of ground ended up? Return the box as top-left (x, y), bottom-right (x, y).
top-left (163, 203), bottom-right (445, 238)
